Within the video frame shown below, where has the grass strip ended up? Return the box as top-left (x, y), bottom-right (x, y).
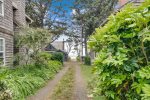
top-left (80, 64), bottom-right (93, 94)
top-left (81, 64), bottom-right (93, 82)
top-left (81, 64), bottom-right (106, 100)
top-left (50, 67), bottom-right (75, 100)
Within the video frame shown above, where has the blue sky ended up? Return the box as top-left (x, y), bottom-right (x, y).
top-left (51, 0), bottom-right (75, 20)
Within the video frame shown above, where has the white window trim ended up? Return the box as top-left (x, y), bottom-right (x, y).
top-left (0, 0), bottom-right (4, 17)
top-left (0, 38), bottom-right (5, 66)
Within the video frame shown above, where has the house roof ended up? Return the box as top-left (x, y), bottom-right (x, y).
top-left (12, 2), bottom-right (18, 10)
top-left (100, 0), bottom-right (143, 27)
top-left (45, 44), bottom-right (68, 54)
top-left (25, 14), bottom-right (33, 24)
top-left (12, 2), bottom-right (33, 25)
top-left (45, 44), bottom-right (57, 51)
top-left (13, 15), bottom-right (33, 27)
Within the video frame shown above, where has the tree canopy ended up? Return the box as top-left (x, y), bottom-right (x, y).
top-left (71, 0), bottom-right (118, 55)
top-left (26, 0), bottom-right (68, 42)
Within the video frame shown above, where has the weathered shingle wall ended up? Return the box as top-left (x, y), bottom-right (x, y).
top-left (0, 0), bottom-right (29, 66)
top-left (0, 32), bottom-right (13, 66)
top-left (12, 0), bottom-right (27, 61)
top-left (0, 0), bottom-right (13, 32)
top-left (12, 0), bottom-right (26, 25)
top-left (0, 0), bottom-right (14, 66)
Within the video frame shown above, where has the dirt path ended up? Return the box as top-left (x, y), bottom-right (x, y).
top-left (73, 62), bottom-right (88, 100)
top-left (27, 62), bottom-right (88, 100)
top-left (27, 62), bottom-right (70, 100)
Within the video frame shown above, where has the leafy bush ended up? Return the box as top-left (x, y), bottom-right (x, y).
top-left (84, 56), bottom-right (91, 65)
top-left (0, 61), bottom-right (62, 100)
top-left (76, 56), bottom-right (81, 62)
top-left (89, 1), bottom-right (150, 99)
top-left (15, 27), bottom-right (52, 64)
top-left (33, 52), bottom-right (52, 66)
top-left (51, 52), bottom-right (64, 63)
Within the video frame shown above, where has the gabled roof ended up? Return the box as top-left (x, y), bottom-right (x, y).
top-left (45, 44), bottom-right (57, 51)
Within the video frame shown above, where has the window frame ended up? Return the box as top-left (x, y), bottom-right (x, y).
top-left (0, 38), bottom-right (5, 66)
top-left (0, 0), bottom-right (4, 16)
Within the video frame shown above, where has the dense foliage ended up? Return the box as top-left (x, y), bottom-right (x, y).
top-left (51, 52), bottom-right (64, 64)
top-left (17, 27), bottom-right (51, 52)
top-left (14, 27), bottom-right (52, 65)
top-left (89, 1), bottom-right (150, 99)
top-left (0, 56), bottom-right (62, 100)
top-left (84, 56), bottom-right (91, 65)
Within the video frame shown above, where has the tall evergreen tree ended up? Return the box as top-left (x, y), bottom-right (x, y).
top-left (72, 0), bottom-right (118, 56)
top-left (26, 0), bottom-right (68, 42)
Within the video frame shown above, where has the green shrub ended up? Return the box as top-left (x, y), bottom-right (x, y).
top-left (0, 61), bottom-right (62, 100)
top-left (76, 56), bottom-right (81, 62)
top-left (15, 27), bottom-right (52, 65)
top-left (89, 1), bottom-right (150, 99)
top-left (33, 52), bottom-right (52, 66)
top-left (84, 56), bottom-right (91, 65)
top-left (51, 52), bottom-right (64, 63)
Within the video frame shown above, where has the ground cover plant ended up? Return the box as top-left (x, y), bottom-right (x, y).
top-left (51, 67), bottom-right (75, 100)
top-left (89, 1), bottom-right (150, 99)
top-left (0, 60), bottom-right (62, 100)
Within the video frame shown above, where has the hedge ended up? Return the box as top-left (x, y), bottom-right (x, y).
top-left (89, 1), bottom-right (150, 99)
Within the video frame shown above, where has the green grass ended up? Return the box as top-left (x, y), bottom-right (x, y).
top-left (80, 64), bottom-right (93, 93)
top-left (51, 67), bottom-right (75, 100)
top-left (81, 64), bottom-right (106, 100)
top-left (81, 64), bottom-right (93, 82)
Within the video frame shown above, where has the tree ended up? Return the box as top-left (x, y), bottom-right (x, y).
top-left (26, 0), bottom-right (68, 42)
top-left (72, 0), bottom-right (118, 56)
top-left (65, 38), bottom-right (74, 55)
top-left (65, 37), bottom-right (81, 55)
top-left (15, 27), bottom-right (52, 64)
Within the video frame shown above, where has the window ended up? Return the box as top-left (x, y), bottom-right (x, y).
top-left (0, 0), bottom-right (4, 16)
top-left (0, 38), bottom-right (5, 65)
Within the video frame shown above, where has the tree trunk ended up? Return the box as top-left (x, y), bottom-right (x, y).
top-left (81, 24), bottom-right (84, 57)
top-left (84, 34), bottom-right (88, 56)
